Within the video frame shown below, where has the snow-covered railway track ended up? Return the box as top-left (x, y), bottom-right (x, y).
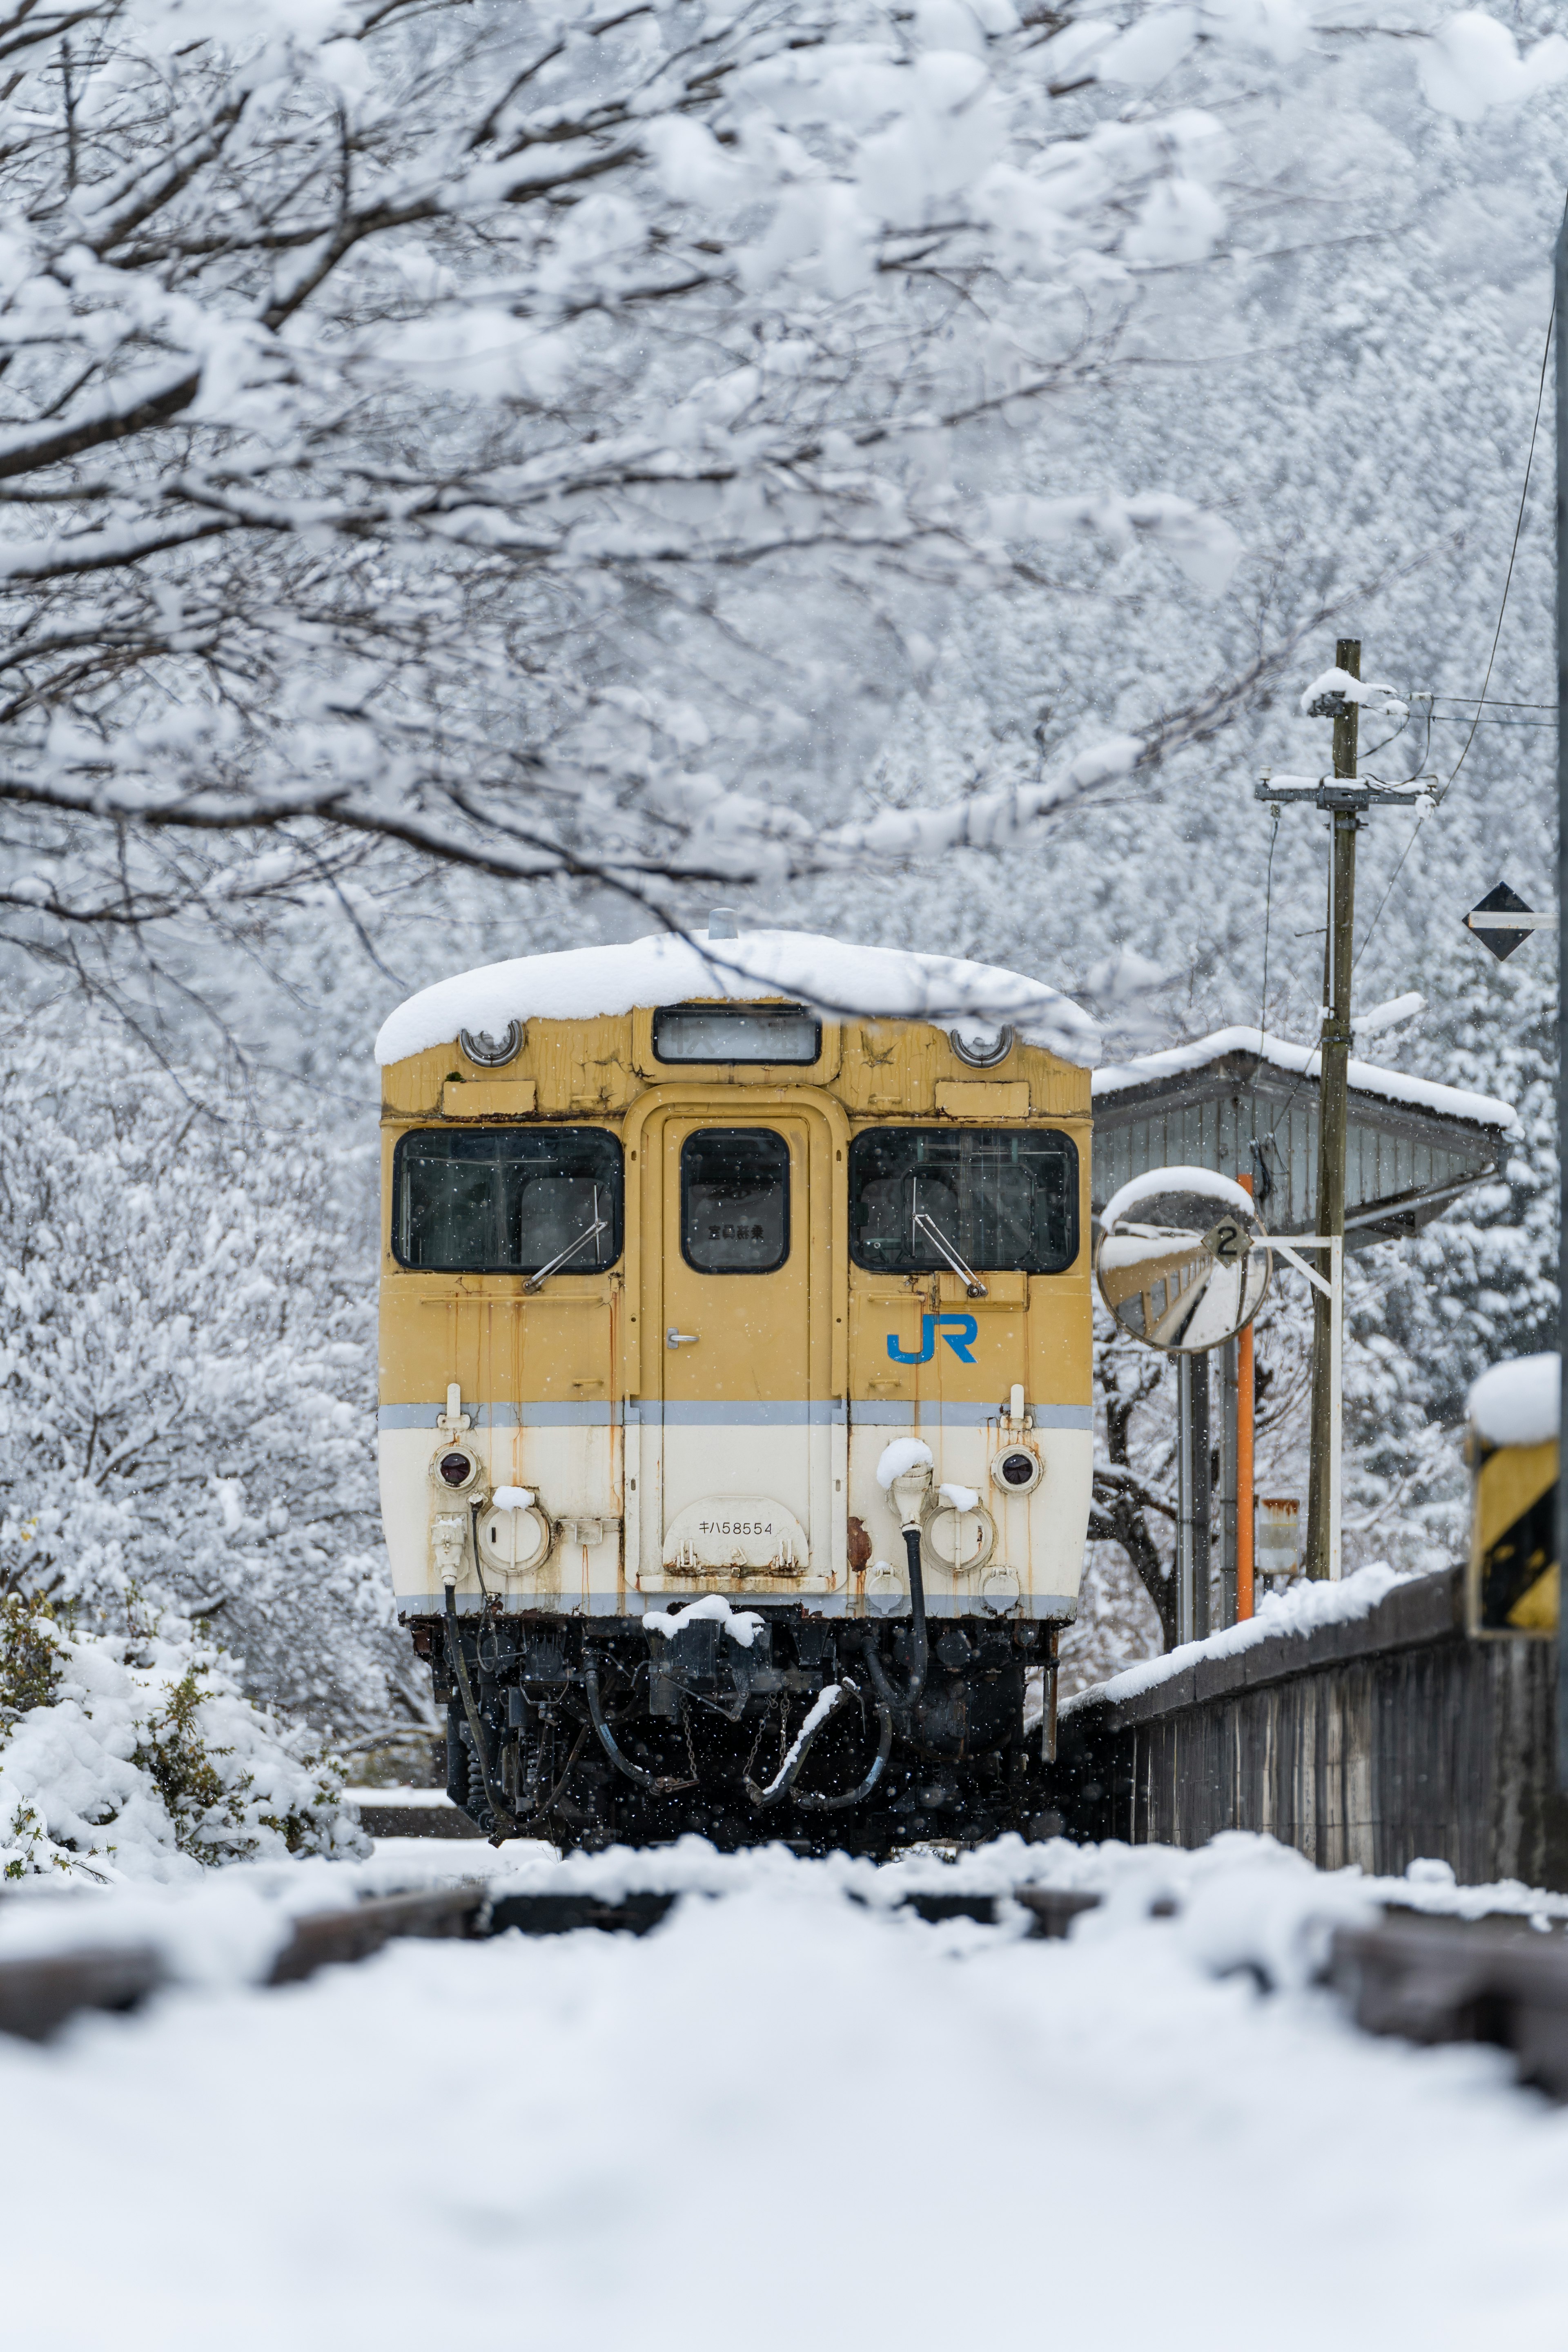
top-left (8, 1864), bottom-right (1568, 2108)
top-left (0, 1879), bottom-right (1102, 2043)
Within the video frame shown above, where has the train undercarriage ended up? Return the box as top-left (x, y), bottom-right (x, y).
top-left (404, 1591), bottom-right (1063, 1856)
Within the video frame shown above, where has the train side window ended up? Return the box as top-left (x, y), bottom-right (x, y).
top-left (392, 1127), bottom-right (623, 1274)
top-left (681, 1128), bottom-right (790, 1274)
top-left (847, 1128), bottom-right (1078, 1275)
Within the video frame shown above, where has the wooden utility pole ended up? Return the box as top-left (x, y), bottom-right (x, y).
top-left (1237, 1171), bottom-right (1256, 1619)
top-left (1555, 213), bottom-right (1568, 1788)
top-left (1305, 638), bottom-right (1359, 1580)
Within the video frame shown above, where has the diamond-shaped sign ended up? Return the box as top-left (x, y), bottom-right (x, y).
top-left (1465, 880), bottom-right (1536, 962)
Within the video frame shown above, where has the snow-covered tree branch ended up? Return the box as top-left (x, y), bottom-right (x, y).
top-left (0, 0), bottom-right (1505, 963)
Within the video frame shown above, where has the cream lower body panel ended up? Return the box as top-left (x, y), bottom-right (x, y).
top-left (379, 1410), bottom-right (626, 1617)
top-left (846, 1414), bottom-right (1089, 1622)
top-left (379, 1400), bottom-right (1089, 1620)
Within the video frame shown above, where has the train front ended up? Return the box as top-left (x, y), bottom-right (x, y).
top-left (376, 930), bottom-right (1096, 1851)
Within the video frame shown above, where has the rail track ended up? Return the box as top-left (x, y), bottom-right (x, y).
top-left (4, 1881), bottom-right (1567, 2104)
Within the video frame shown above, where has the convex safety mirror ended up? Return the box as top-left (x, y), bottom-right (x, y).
top-left (1096, 1168), bottom-right (1271, 1353)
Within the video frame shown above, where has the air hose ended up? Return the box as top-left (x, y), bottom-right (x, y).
top-left (743, 1671), bottom-right (898, 1812)
top-left (858, 1522), bottom-right (930, 1725)
top-left (443, 1582), bottom-right (521, 1845)
top-left (583, 1654), bottom-right (697, 1794)
top-left (744, 1678), bottom-right (858, 1808)
top-left (796, 1695), bottom-right (894, 1811)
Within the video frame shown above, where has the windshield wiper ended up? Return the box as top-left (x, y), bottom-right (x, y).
top-left (523, 1189), bottom-right (608, 1293)
top-left (912, 1205), bottom-right (987, 1299)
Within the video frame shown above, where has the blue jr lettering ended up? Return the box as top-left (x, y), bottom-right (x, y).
top-left (886, 1314), bottom-right (979, 1367)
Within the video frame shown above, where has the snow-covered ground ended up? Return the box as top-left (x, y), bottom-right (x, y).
top-left (5, 1832), bottom-right (1568, 2350)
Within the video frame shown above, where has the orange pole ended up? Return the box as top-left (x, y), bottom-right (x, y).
top-left (1237, 1171), bottom-right (1256, 1621)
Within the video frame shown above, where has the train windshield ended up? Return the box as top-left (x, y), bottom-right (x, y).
top-left (848, 1128), bottom-right (1077, 1275)
top-left (392, 1128), bottom-right (623, 1274)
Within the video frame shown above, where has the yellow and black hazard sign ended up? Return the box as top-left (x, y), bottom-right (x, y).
top-left (1467, 1434), bottom-right (1559, 1638)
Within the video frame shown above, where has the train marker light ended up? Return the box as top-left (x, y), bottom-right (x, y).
top-left (993, 1450), bottom-right (1042, 1494)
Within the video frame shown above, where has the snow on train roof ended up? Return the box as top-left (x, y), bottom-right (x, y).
top-left (375, 929), bottom-right (1099, 1067)
top-left (1092, 1024), bottom-right (1515, 1131)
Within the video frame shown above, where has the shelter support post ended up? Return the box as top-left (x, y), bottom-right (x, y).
top-left (1272, 1234), bottom-right (1343, 1583)
top-left (1177, 1354), bottom-right (1212, 1644)
top-left (1237, 1170), bottom-right (1256, 1621)
top-left (1219, 1334), bottom-right (1239, 1626)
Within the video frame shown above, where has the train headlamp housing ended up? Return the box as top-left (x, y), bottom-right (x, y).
top-left (433, 1446), bottom-right (481, 1492)
top-left (991, 1448), bottom-right (1043, 1497)
top-left (949, 1022), bottom-right (1016, 1067)
top-left (458, 1020), bottom-right (523, 1067)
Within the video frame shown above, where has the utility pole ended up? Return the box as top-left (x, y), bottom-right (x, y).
top-left (1304, 638), bottom-right (1359, 1581)
top-left (1176, 1353), bottom-right (1212, 1642)
top-left (1555, 210), bottom-right (1568, 1790)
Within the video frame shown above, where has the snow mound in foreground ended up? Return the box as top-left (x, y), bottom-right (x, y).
top-left (0, 1595), bottom-right (368, 1883)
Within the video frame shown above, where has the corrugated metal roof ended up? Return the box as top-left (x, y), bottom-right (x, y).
top-left (1091, 1040), bottom-right (1506, 1245)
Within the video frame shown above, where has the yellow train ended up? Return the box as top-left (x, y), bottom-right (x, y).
top-left (376, 924), bottom-right (1096, 1850)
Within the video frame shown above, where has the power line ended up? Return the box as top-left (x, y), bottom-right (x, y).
top-left (1439, 198), bottom-right (1563, 804)
top-left (1249, 215), bottom-right (1560, 1157)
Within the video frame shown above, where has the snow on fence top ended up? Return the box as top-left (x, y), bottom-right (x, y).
top-left (1469, 1354), bottom-right (1561, 1450)
top-left (1062, 1563), bottom-right (1420, 1717)
top-left (1091, 1024), bottom-right (1515, 1131)
top-left (375, 929), bottom-right (1099, 1068)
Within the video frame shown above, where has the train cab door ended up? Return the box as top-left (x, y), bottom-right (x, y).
top-left (637, 1105), bottom-right (837, 1589)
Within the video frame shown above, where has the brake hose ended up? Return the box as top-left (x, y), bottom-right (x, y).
top-left (745, 1678), bottom-right (897, 1811)
top-left (443, 1584), bottom-right (521, 1844)
top-left (795, 1693), bottom-right (895, 1811)
top-left (744, 1678), bottom-right (858, 1808)
top-left (583, 1654), bottom-right (697, 1794)
top-left (858, 1522), bottom-right (930, 1723)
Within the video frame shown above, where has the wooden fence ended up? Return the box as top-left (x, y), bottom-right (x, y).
top-left (1050, 1568), bottom-right (1568, 1890)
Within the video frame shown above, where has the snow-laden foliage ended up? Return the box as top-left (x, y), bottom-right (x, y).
top-left (0, 3), bottom-right (1556, 1713)
top-left (0, 1590), bottom-right (367, 1879)
top-left (2, 0), bottom-right (1553, 979)
top-left (0, 1008), bottom-right (419, 1734)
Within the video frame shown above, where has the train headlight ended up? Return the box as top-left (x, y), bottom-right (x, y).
top-left (949, 1021), bottom-right (1016, 1067)
top-left (991, 1448), bottom-right (1042, 1497)
top-left (458, 1020), bottom-right (523, 1067)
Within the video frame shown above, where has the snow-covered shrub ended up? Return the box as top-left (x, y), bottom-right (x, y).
top-left (0, 1590), bottom-right (368, 1883)
top-left (0, 1009), bottom-right (428, 1738)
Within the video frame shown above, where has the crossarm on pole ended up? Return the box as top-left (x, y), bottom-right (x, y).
top-left (1254, 1234), bottom-right (1332, 1300)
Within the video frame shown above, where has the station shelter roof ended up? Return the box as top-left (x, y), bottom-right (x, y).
top-left (1091, 1027), bottom-right (1515, 1248)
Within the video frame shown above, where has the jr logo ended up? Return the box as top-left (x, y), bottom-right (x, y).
top-left (886, 1314), bottom-right (979, 1366)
